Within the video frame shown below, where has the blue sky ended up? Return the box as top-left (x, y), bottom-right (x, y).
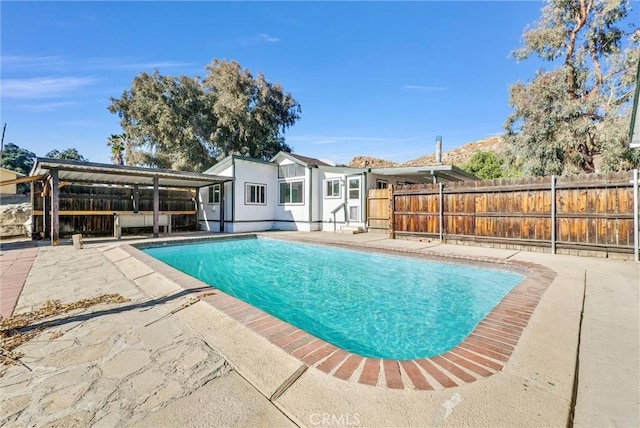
top-left (2, 1), bottom-right (553, 166)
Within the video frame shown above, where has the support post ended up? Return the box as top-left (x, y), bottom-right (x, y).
top-left (194, 188), bottom-right (200, 232)
top-left (50, 169), bottom-right (59, 246)
top-left (133, 184), bottom-right (139, 213)
top-left (219, 183), bottom-right (225, 233)
top-left (30, 180), bottom-right (35, 240)
top-left (438, 182), bottom-right (444, 242)
top-left (388, 184), bottom-right (394, 239)
top-left (43, 183), bottom-right (50, 239)
top-left (153, 176), bottom-right (159, 238)
top-left (633, 169), bottom-right (638, 262)
top-left (551, 175), bottom-right (556, 254)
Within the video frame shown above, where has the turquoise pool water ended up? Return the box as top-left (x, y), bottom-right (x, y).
top-left (143, 237), bottom-right (524, 360)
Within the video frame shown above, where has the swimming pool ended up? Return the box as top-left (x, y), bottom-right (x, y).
top-left (143, 237), bottom-right (524, 360)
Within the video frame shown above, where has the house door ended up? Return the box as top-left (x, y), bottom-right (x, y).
top-left (347, 176), bottom-right (361, 222)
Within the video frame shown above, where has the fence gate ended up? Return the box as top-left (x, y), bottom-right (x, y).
top-left (367, 188), bottom-right (389, 234)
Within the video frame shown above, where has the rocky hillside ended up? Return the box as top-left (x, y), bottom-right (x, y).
top-left (348, 156), bottom-right (397, 168)
top-left (0, 202), bottom-right (31, 238)
top-left (348, 136), bottom-right (510, 168)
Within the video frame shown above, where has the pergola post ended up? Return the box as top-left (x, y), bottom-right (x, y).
top-left (219, 182), bottom-right (225, 233)
top-left (133, 184), bottom-right (139, 213)
top-left (153, 176), bottom-right (159, 238)
top-left (50, 169), bottom-right (60, 246)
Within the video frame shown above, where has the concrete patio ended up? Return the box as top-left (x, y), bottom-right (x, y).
top-left (0, 231), bottom-right (638, 427)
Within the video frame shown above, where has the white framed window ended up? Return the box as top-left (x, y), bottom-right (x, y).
top-left (208, 184), bottom-right (221, 204)
top-left (325, 178), bottom-right (341, 198)
top-left (245, 183), bottom-right (266, 205)
top-left (279, 180), bottom-right (304, 204)
top-left (348, 178), bottom-right (360, 200)
top-left (376, 180), bottom-right (388, 189)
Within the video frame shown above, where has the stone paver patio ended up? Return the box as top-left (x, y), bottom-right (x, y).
top-left (0, 231), bottom-right (638, 427)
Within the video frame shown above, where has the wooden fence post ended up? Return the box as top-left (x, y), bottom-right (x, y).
top-left (551, 175), bottom-right (556, 254)
top-left (633, 169), bottom-right (638, 262)
top-left (388, 184), bottom-right (394, 239)
top-left (438, 182), bottom-right (444, 242)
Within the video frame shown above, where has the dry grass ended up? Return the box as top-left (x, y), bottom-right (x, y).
top-left (0, 294), bottom-right (129, 369)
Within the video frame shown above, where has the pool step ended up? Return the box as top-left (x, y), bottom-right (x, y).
top-left (338, 226), bottom-right (365, 234)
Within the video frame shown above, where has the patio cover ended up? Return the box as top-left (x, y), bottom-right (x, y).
top-left (30, 158), bottom-right (230, 188)
top-left (369, 164), bottom-right (477, 184)
top-left (29, 158), bottom-right (232, 245)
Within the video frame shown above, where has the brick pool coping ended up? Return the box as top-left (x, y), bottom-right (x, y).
top-left (124, 234), bottom-right (556, 391)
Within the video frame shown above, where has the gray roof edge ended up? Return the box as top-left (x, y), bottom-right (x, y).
top-left (270, 151), bottom-right (312, 167)
top-left (31, 158), bottom-right (232, 183)
top-left (204, 155), bottom-right (275, 174)
top-left (369, 164), bottom-right (477, 181)
top-left (317, 165), bottom-right (367, 173)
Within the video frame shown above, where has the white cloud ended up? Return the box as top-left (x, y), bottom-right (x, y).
top-left (1, 77), bottom-right (96, 99)
top-left (255, 33), bottom-right (281, 43)
top-left (238, 33), bottom-right (282, 45)
top-left (1, 55), bottom-right (194, 73)
top-left (402, 85), bottom-right (449, 92)
top-left (16, 101), bottom-right (78, 112)
top-left (1, 55), bottom-right (67, 69)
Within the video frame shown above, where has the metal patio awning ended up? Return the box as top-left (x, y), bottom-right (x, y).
top-left (30, 158), bottom-right (232, 188)
top-left (369, 164), bottom-right (477, 183)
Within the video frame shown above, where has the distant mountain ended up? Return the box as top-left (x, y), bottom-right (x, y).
top-left (348, 136), bottom-right (510, 168)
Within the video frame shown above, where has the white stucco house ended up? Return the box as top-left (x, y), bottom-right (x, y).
top-left (198, 151), bottom-right (475, 233)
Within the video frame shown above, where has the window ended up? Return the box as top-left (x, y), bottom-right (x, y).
top-left (245, 183), bottom-right (266, 205)
top-left (349, 206), bottom-right (359, 221)
top-left (279, 180), bottom-right (304, 204)
top-left (278, 163), bottom-right (306, 178)
top-left (348, 178), bottom-right (360, 200)
top-left (208, 184), bottom-right (220, 204)
top-left (325, 178), bottom-right (341, 198)
top-left (376, 180), bottom-right (388, 189)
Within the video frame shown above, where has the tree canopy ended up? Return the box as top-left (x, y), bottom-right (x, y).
top-left (1, 143), bottom-right (36, 175)
top-left (505, 0), bottom-right (639, 176)
top-left (463, 151), bottom-right (508, 179)
top-left (45, 148), bottom-right (87, 161)
top-left (108, 59), bottom-right (301, 172)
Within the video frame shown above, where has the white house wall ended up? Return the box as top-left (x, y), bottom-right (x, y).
top-left (198, 162), bottom-right (233, 232)
top-left (230, 158), bottom-right (278, 232)
top-left (199, 154), bottom-right (443, 234)
top-left (273, 159), bottom-right (313, 231)
top-left (319, 170), bottom-right (346, 231)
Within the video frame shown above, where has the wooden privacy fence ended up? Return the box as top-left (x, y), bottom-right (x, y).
top-left (32, 183), bottom-right (198, 238)
top-left (368, 170), bottom-right (639, 258)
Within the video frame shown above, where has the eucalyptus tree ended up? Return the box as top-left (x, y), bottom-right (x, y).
top-left (108, 59), bottom-right (301, 172)
top-left (505, 0), bottom-right (639, 176)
